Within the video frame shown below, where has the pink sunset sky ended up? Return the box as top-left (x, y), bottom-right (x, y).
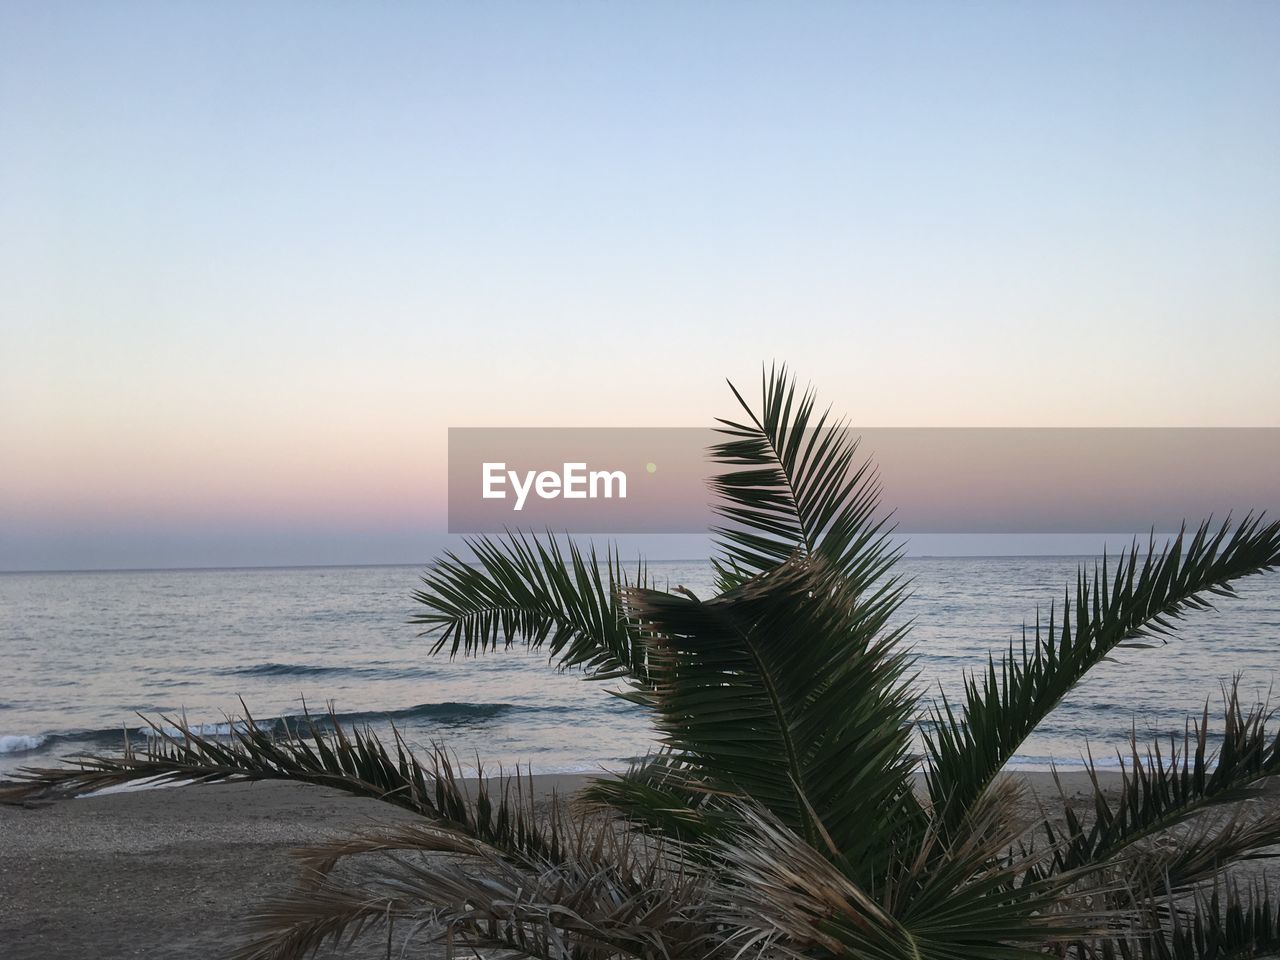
top-left (2, 2), bottom-right (1278, 569)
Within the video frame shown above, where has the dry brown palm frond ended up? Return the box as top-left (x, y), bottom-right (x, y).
top-left (290, 778), bottom-right (670, 886)
top-left (712, 783), bottom-right (1118, 960)
top-left (235, 810), bottom-right (723, 960)
top-left (1115, 801), bottom-right (1280, 908)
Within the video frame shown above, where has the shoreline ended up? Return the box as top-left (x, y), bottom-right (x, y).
top-left (1, 769), bottom-right (1125, 960)
top-left (0, 737), bottom-right (1140, 782)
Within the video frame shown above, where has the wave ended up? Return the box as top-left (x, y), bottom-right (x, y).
top-left (0, 734), bottom-right (49, 755)
top-left (0, 701), bottom-right (530, 759)
top-left (224, 662), bottom-right (349, 678)
top-left (332, 701), bottom-right (518, 725)
top-left (1002, 753), bottom-right (1126, 771)
top-left (221, 662), bottom-right (437, 680)
top-left (138, 701), bottom-right (520, 739)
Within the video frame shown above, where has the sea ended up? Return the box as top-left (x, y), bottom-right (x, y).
top-left (2, 557), bottom-right (1278, 778)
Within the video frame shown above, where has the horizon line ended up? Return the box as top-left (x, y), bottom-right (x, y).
top-left (0, 551), bottom-right (1168, 576)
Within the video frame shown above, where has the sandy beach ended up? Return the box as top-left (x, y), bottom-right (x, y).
top-left (1, 769), bottom-right (1137, 960)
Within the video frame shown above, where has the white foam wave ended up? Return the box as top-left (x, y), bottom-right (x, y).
top-left (0, 733), bottom-right (49, 754)
top-left (1002, 753), bottom-right (1126, 771)
top-left (133, 719), bottom-right (267, 740)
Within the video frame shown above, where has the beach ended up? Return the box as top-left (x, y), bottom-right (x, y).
top-left (0, 774), bottom-right (598, 960)
top-left (2, 769), bottom-right (1143, 960)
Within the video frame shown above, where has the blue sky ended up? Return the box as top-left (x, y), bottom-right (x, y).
top-left (2, 1), bottom-right (1278, 568)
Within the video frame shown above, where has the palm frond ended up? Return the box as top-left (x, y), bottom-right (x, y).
top-left (1095, 880), bottom-right (1280, 960)
top-left (710, 362), bottom-right (901, 595)
top-left (1140, 806), bottom-right (1280, 900)
top-left (620, 554), bottom-right (923, 885)
top-left (714, 793), bottom-right (1109, 960)
top-left (1162, 881), bottom-right (1280, 960)
top-left (8, 709), bottom-right (728, 959)
top-left (578, 750), bottom-right (740, 847)
top-left (411, 531), bottom-right (651, 683)
top-left (236, 806), bottom-right (722, 960)
top-left (926, 516), bottom-right (1280, 835)
top-left (229, 876), bottom-right (412, 960)
top-left (1042, 681), bottom-right (1280, 884)
top-left (3, 707), bottom-right (569, 870)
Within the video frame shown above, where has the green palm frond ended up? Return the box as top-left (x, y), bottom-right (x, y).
top-left (710, 363), bottom-right (901, 595)
top-left (1043, 681), bottom-right (1280, 883)
top-left (579, 750), bottom-right (740, 847)
top-left (926, 516), bottom-right (1280, 835)
top-left (620, 554), bottom-right (922, 884)
top-left (1164, 882), bottom-right (1280, 960)
top-left (1096, 881), bottom-right (1280, 960)
top-left (411, 531), bottom-right (650, 682)
top-left (3, 707), bottom-right (569, 870)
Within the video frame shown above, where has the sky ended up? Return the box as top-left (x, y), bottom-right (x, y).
top-left (2, 1), bottom-right (1278, 570)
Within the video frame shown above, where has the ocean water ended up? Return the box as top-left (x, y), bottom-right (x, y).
top-left (1, 557), bottom-right (1278, 778)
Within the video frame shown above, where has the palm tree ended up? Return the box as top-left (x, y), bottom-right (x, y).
top-left (9, 365), bottom-right (1280, 960)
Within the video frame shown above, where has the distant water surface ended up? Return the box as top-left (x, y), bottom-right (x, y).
top-left (2, 558), bottom-right (1277, 776)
